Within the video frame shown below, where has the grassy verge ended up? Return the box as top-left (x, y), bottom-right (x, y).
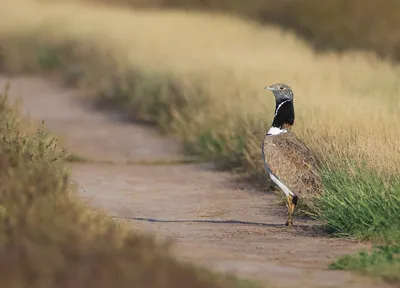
top-left (330, 245), bottom-right (400, 283)
top-left (0, 84), bottom-right (261, 287)
top-left (0, 0), bottom-right (399, 282)
top-left (318, 163), bottom-right (400, 282)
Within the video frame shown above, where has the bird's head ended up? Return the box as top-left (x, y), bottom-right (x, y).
top-left (264, 83), bottom-right (294, 103)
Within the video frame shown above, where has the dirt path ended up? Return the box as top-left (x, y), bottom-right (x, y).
top-left (2, 75), bottom-right (393, 288)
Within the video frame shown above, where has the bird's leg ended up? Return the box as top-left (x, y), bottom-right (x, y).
top-left (285, 194), bottom-right (298, 226)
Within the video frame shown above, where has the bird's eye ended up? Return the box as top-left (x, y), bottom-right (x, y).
top-left (279, 86), bottom-right (285, 90)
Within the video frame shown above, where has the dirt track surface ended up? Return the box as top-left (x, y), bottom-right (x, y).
top-left (2, 75), bottom-right (394, 288)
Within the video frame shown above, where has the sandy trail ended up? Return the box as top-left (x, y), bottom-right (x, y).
top-left (2, 75), bottom-right (393, 288)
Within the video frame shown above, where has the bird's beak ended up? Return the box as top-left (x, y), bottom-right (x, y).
top-left (264, 85), bottom-right (274, 91)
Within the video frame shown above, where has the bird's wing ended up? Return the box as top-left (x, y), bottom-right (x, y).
top-left (262, 132), bottom-right (321, 198)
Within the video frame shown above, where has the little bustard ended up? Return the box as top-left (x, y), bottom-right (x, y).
top-left (261, 83), bottom-right (322, 226)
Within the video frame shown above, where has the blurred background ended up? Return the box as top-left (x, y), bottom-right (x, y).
top-left (84, 0), bottom-right (400, 60)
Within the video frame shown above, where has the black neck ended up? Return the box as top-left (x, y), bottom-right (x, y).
top-left (271, 99), bottom-right (295, 128)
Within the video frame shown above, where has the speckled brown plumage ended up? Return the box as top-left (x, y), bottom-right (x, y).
top-left (262, 131), bottom-right (323, 206)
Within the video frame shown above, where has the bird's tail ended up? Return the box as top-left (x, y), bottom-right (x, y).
top-left (261, 135), bottom-right (296, 198)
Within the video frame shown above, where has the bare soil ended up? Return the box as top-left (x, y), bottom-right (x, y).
top-left (2, 75), bottom-right (394, 288)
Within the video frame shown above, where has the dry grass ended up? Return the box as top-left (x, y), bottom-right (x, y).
top-left (74, 0), bottom-right (400, 61)
top-left (0, 0), bottom-right (400, 240)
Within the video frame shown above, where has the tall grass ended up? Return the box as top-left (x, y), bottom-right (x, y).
top-left (0, 0), bottom-right (399, 243)
top-left (77, 0), bottom-right (400, 61)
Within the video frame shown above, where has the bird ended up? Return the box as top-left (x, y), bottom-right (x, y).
top-left (261, 83), bottom-right (322, 226)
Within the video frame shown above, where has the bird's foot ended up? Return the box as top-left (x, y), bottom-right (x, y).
top-left (285, 194), bottom-right (297, 227)
top-left (285, 219), bottom-right (293, 227)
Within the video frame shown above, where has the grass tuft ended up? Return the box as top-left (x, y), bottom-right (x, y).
top-left (330, 245), bottom-right (400, 283)
top-left (315, 163), bottom-right (400, 243)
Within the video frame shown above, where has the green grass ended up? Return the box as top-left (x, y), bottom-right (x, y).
top-left (330, 245), bottom-right (400, 283)
top-left (318, 163), bottom-right (400, 283)
top-left (315, 163), bottom-right (400, 243)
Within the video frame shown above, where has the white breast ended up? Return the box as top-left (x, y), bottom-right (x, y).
top-left (267, 127), bottom-right (288, 135)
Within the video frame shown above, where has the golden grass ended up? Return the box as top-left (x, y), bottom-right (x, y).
top-left (1, 0), bottom-right (400, 174)
top-left (77, 0), bottom-right (400, 61)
